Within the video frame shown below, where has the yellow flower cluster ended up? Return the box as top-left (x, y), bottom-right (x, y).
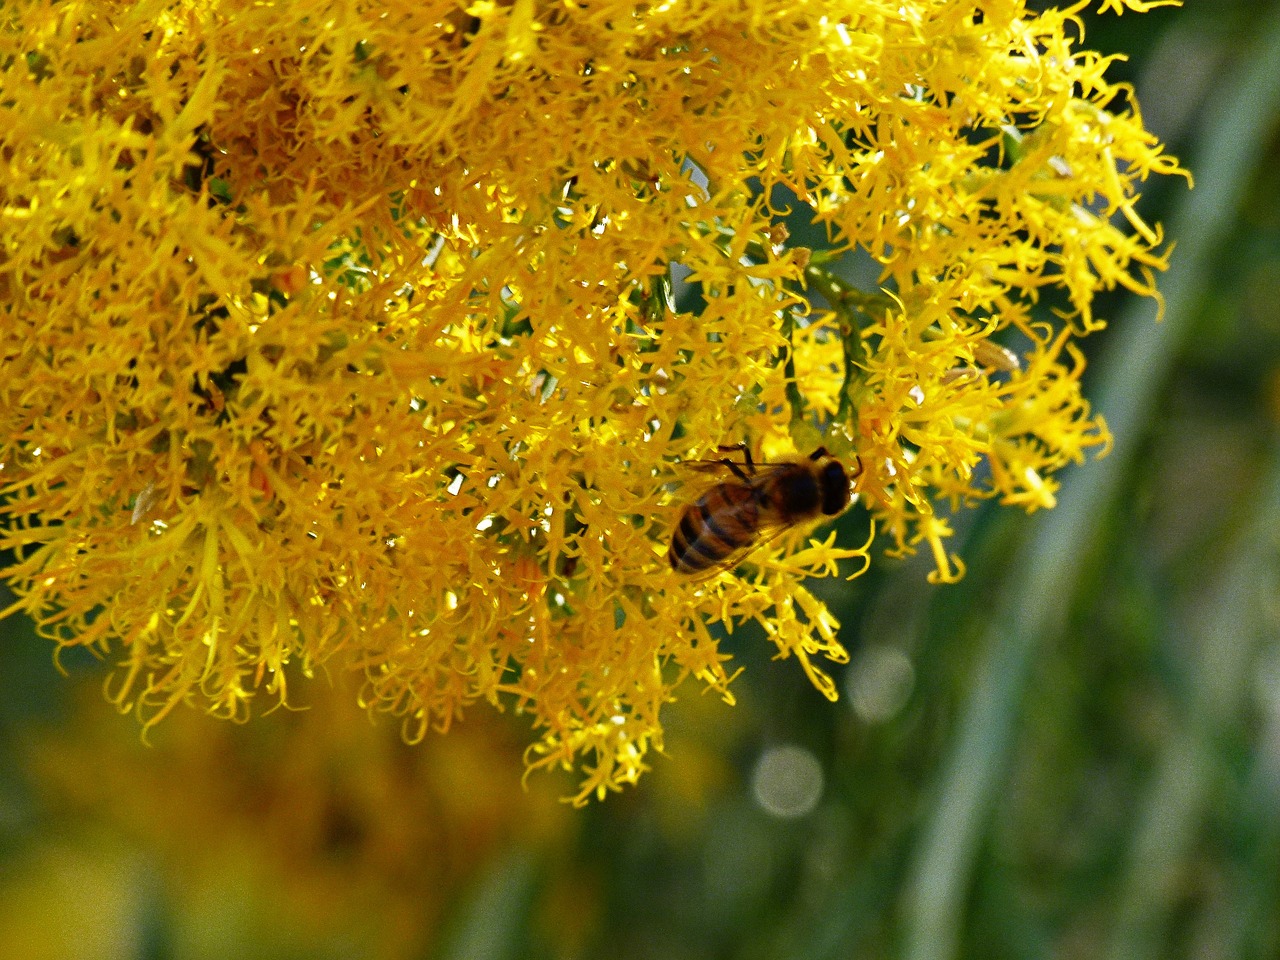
top-left (1, 0), bottom-right (1182, 800)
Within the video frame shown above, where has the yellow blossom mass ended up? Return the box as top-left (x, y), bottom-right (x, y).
top-left (0, 0), bottom-right (1183, 800)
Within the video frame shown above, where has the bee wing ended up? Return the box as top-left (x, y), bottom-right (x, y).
top-left (673, 453), bottom-right (794, 480)
top-left (678, 454), bottom-right (797, 470)
top-left (679, 459), bottom-right (743, 475)
top-left (665, 458), bottom-right (753, 495)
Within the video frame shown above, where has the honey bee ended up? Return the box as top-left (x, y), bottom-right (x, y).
top-left (668, 445), bottom-right (859, 575)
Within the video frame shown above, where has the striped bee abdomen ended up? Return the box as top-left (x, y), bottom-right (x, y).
top-left (668, 482), bottom-right (760, 574)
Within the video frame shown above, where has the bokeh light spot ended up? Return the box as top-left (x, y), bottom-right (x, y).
top-left (846, 647), bottom-right (915, 723)
top-left (751, 745), bottom-right (824, 819)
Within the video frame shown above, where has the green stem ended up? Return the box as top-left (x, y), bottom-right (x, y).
top-left (779, 308), bottom-right (807, 425)
top-left (804, 263), bottom-right (894, 320)
top-left (747, 243), bottom-right (887, 426)
top-left (804, 262), bottom-right (887, 422)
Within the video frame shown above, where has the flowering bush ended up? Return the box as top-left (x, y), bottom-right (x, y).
top-left (1, 0), bottom-right (1182, 800)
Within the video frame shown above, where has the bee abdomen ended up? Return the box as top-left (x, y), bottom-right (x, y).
top-left (668, 488), bottom-right (759, 574)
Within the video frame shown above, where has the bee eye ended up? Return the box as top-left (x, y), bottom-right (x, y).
top-left (820, 462), bottom-right (850, 515)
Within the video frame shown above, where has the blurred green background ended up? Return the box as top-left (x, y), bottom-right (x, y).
top-left (5, 2), bottom-right (1280, 958)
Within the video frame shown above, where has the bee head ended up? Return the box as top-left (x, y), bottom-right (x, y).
top-left (819, 459), bottom-right (852, 515)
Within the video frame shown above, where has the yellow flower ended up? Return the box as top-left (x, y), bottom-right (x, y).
top-left (1, 0), bottom-right (1184, 801)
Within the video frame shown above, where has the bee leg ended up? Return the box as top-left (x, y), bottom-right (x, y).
top-left (809, 446), bottom-right (831, 460)
top-left (716, 442), bottom-right (754, 479)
